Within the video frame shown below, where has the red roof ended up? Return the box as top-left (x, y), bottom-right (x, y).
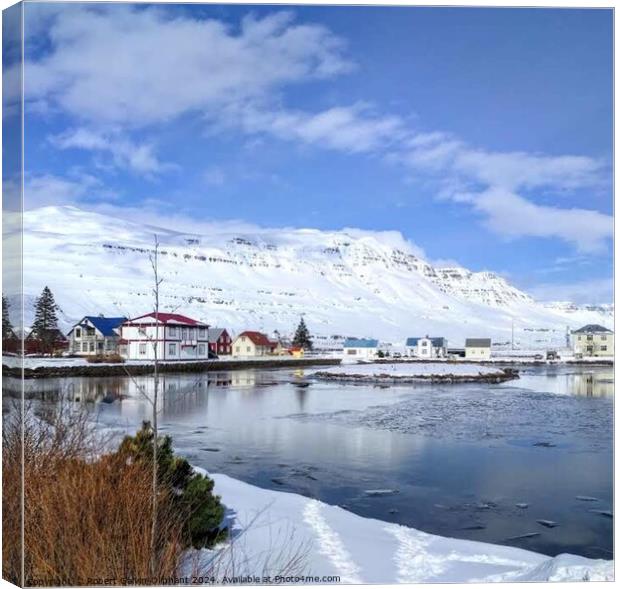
top-left (128, 312), bottom-right (205, 326)
top-left (238, 331), bottom-right (273, 347)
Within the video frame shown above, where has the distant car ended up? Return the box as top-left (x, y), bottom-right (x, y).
top-left (534, 354), bottom-right (544, 360)
top-left (393, 352), bottom-right (402, 358)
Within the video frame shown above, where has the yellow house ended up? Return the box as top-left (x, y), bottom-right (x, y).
top-left (571, 325), bottom-right (614, 357)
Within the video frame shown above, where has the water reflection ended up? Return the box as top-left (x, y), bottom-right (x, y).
top-left (513, 369), bottom-right (614, 398)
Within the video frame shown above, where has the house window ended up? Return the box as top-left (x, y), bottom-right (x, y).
top-left (82, 342), bottom-right (88, 352)
top-left (139, 343), bottom-right (146, 356)
top-left (587, 335), bottom-right (593, 341)
top-left (347, 349), bottom-right (357, 355)
top-left (89, 342), bottom-right (95, 352)
top-left (169, 326), bottom-right (178, 337)
top-left (138, 327), bottom-right (147, 336)
top-left (75, 328), bottom-right (81, 339)
top-left (246, 346), bottom-right (251, 352)
top-left (198, 344), bottom-right (206, 355)
top-left (241, 336), bottom-right (246, 342)
top-left (236, 346), bottom-right (240, 352)
top-left (199, 327), bottom-right (206, 338)
top-left (577, 336), bottom-right (582, 341)
top-left (601, 345), bottom-right (608, 351)
top-left (601, 335), bottom-right (607, 341)
top-left (168, 343), bottom-right (176, 356)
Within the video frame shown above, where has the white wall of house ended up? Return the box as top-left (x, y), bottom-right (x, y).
top-left (465, 346), bottom-right (491, 360)
top-left (342, 346), bottom-right (377, 360)
top-left (414, 338), bottom-right (446, 358)
top-left (571, 333), bottom-right (614, 357)
top-left (69, 319), bottom-right (119, 356)
top-left (121, 321), bottom-right (209, 361)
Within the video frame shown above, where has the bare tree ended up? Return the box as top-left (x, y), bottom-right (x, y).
top-left (149, 234), bottom-right (163, 575)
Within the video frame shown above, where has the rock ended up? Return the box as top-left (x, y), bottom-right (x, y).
top-left (533, 441), bottom-right (556, 448)
top-left (200, 447), bottom-right (220, 452)
top-left (271, 478), bottom-right (285, 486)
top-left (537, 519), bottom-right (559, 528)
top-left (461, 524), bottom-right (486, 530)
top-left (515, 503), bottom-right (529, 509)
top-left (388, 508), bottom-right (399, 514)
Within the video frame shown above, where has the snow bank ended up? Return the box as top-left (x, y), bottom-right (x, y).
top-left (207, 474), bottom-right (612, 583)
top-left (314, 362), bottom-right (505, 378)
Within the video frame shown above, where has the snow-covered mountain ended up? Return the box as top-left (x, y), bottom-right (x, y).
top-left (4, 206), bottom-right (613, 348)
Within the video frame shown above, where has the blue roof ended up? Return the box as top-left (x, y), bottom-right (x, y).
top-left (406, 337), bottom-right (447, 347)
top-left (343, 338), bottom-right (379, 348)
top-left (81, 316), bottom-right (126, 336)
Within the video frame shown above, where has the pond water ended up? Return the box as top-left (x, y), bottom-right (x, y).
top-left (4, 364), bottom-right (613, 560)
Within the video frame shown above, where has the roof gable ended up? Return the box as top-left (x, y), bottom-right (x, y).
top-left (237, 331), bottom-right (272, 347)
top-left (128, 312), bottom-right (207, 326)
top-left (83, 316), bottom-right (126, 336)
top-left (465, 338), bottom-right (491, 347)
top-left (406, 337), bottom-right (446, 347)
top-left (572, 324), bottom-right (613, 334)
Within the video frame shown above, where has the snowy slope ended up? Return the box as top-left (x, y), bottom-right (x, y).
top-left (6, 206), bottom-right (613, 346)
top-left (196, 473), bottom-right (613, 583)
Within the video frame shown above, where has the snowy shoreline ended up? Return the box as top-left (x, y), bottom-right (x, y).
top-left (202, 472), bottom-right (613, 583)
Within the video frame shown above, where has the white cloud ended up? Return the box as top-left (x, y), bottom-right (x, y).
top-left (231, 103), bottom-right (406, 153)
top-left (22, 7), bottom-right (353, 126)
top-left (471, 188), bottom-right (613, 253)
top-left (49, 128), bottom-right (173, 176)
top-left (22, 173), bottom-right (117, 209)
top-left (393, 131), bottom-right (611, 252)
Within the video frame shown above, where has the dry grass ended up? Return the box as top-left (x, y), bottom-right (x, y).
top-left (3, 402), bottom-right (185, 586)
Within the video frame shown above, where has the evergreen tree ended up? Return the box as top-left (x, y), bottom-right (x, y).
top-left (117, 422), bottom-right (226, 548)
top-left (2, 295), bottom-right (14, 337)
top-left (31, 286), bottom-right (60, 354)
top-left (292, 317), bottom-right (313, 350)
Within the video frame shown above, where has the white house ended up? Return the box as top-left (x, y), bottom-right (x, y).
top-left (342, 338), bottom-right (379, 360)
top-left (120, 312), bottom-right (209, 361)
top-left (405, 336), bottom-right (447, 358)
top-left (571, 324), bottom-right (614, 357)
top-left (465, 338), bottom-right (491, 360)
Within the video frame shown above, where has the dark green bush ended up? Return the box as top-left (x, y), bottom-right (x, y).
top-left (116, 422), bottom-right (226, 548)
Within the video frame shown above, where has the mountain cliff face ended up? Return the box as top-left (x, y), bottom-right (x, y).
top-left (5, 206), bottom-right (613, 348)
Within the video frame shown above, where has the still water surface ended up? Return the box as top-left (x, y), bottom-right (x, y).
top-left (5, 364), bottom-right (613, 559)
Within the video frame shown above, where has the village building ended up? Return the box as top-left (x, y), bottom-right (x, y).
top-left (120, 312), bottom-right (209, 361)
top-left (207, 327), bottom-right (232, 356)
top-left (342, 338), bottom-right (379, 360)
top-left (24, 329), bottom-right (68, 355)
top-left (67, 316), bottom-right (126, 356)
top-left (465, 338), bottom-right (492, 360)
top-left (231, 331), bottom-right (275, 357)
top-left (405, 336), bottom-right (448, 358)
top-left (571, 324), bottom-right (614, 357)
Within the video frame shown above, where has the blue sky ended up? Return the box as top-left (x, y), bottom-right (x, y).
top-left (9, 3), bottom-right (614, 303)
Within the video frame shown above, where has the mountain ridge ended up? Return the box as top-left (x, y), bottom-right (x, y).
top-left (4, 205), bottom-right (613, 348)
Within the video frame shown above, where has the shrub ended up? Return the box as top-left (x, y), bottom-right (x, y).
top-left (116, 422), bottom-right (226, 548)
